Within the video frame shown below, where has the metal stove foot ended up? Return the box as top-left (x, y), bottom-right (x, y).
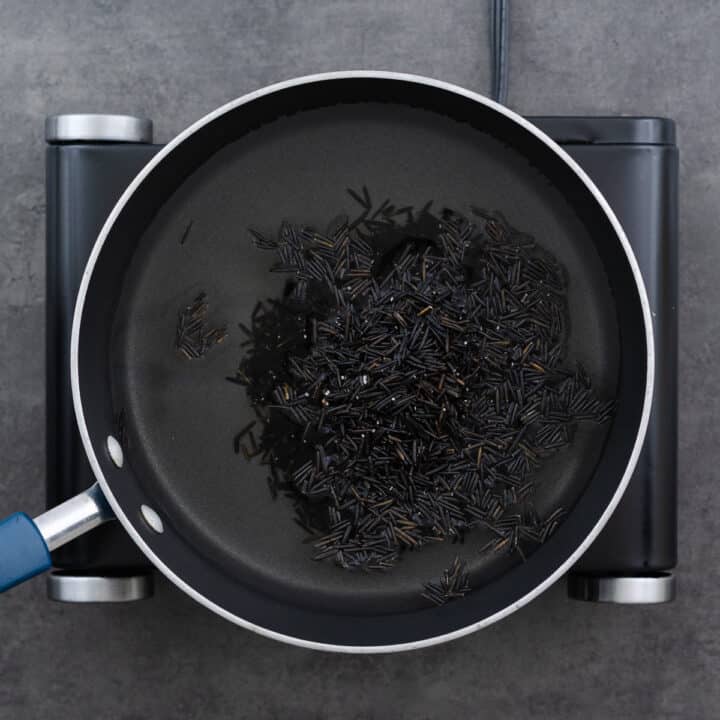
top-left (47, 571), bottom-right (154, 603)
top-left (567, 573), bottom-right (675, 604)
top-left (45, 113), bottom-right (153, 144)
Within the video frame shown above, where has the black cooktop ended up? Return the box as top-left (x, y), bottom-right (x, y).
top-left (44, 114), bottom-right (678, 606)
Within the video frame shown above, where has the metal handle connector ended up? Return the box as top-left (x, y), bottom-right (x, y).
top-left (34, 484), bottom-right (114, 551)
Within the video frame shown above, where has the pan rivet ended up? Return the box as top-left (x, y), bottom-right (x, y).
top-left (106, 435), bottom-right (124, 468)
top-left (140, 505), bottom-right (164, 534)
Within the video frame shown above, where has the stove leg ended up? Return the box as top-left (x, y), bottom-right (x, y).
top-left (567, 573), bottom-right (675, 604)
top-left (46, 572), bottom-right (153, 603)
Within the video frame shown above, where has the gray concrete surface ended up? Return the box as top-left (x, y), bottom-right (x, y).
top-left (0, 1), bottom-right (717, 718)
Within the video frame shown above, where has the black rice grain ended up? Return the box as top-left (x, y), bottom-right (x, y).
top-left (231, 193), bottom-right (614, 580)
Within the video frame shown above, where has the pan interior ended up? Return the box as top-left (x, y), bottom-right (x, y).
top-left (111, 101), bottom-right (619, 615)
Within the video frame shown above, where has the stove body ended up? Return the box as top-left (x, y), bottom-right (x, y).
top-left (44, 114), bottom-right (678, 605)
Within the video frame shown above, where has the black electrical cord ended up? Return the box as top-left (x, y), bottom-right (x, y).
top-left (490, 0), bottom-right (509, 105)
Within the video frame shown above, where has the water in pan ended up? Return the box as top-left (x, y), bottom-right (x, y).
top-left (110, 101), bottom-right (620, 614)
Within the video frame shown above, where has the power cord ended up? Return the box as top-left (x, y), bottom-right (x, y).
top-left (490, 0), bottom-right (509, 105)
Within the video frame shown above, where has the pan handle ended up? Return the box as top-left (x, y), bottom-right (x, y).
top-left (0, 483), bottom-right (114, 592)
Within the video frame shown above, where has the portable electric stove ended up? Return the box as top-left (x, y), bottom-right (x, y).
top-left (44, 113), bottom-right (678, 606)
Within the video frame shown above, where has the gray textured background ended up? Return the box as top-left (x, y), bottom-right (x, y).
top-left (0, 1), bottom-right (717, 718)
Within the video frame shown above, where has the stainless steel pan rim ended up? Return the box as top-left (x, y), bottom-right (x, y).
top-left (70, 70), bottom-right (655, 653)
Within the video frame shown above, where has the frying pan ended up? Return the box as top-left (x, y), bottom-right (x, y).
top-left (0, 72), bottom-right (653, 652)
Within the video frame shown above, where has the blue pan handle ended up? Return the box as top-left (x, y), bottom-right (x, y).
top-left (0, 513), bottom-right (51, 591)
top-left (0, 483), bottom-right (114, 592)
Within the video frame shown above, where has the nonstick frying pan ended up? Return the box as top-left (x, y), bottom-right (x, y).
top-left (0, 72), bottom-right (653, 652)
